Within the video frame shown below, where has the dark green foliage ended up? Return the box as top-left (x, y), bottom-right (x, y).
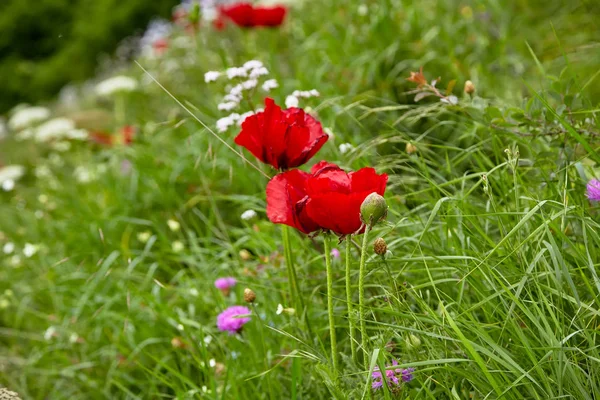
top-left (0, 0), bottom-right (178, 112)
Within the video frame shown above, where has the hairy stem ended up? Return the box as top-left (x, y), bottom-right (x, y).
top-left (358, 224), bottom-right (372, 365)
top-left (323, 235), bottom-right (339, 371)
top-left (346, 236), bottom-right (357, 362)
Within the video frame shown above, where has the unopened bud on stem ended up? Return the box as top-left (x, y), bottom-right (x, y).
top-left (360, 193), bottom-right (388, 226)
top-left (373, 238), bottom-right (387, 256)
top-left (243, 288), bottom-right (256, 303)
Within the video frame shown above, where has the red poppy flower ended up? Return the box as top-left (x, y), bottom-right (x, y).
top-left (152, 38), bottom-right (169, 55)
top-left (90, 126), bottom-right (135, 146)
top-left (266, 168), bottom-right (320, 234)
top-left (218, 2), bottom-right (287, 28)
top-left (235, 98), bottom-right (328, 170)
top-left (304, 163), bottom-right (388, 235)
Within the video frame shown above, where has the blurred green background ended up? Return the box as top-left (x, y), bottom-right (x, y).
top-left (0, 0), bottom-right (178, 113)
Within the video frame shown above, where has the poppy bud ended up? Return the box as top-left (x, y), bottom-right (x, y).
top-left (373, 238), bottom-right (387, 255)
top-left (360, 192), bottom-right (388, 225)
top-left (406, 142), bottom-right (417, 154)
top-left (243, 288), bottom-right (256, 303)
top-left (464, 80), bottom-right (475, 95)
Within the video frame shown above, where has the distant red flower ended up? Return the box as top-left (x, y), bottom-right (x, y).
top-left (235, 98), bottom-right (328, 170)
top-left (266, 161), bottom-right (388, 235)
top-left (90, 126), bottom-right (135, 146)
top-left (218, 2), bottom-right (287, 28)
top-left (304, 162), bottom-right (388, 235)
top-left (152, 38), bottom-right (169, 55)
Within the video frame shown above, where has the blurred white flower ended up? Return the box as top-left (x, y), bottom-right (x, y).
top-left (167, 219), bottom-right (181, 232)
top-left (218, 101), bottom-right (239, 111)
top-left (51, 141), bottom-right (72, 152)
top-left (74, 166), bottom-right (95, 183)
top-left (324, 127), bottom-right (334, 140)
top-left (8, 106), bottom-right (50, 130)
top-left (44, 326), bottom-right (57, 341)
top-left (243, 60), bottom-right (264, 70)
top-left (226, 67), bottom-right (247, 80)
top-left (137, 231), bottom-right (152, 243)
top-left (441, 95), bottom-right (459, 105)
top-left (293, 89), bottom-right (320, 98)
top-left (241, 79), bottom-right (258, 90)
top-left (69, 333), bottom-right (80, 344)
top-left (241, 209), bottom-right (258, 221)
top-left (358, 4), bottom-right (368, 16)
top-left (249, 67), bottom-right (269, 79)
top-left (204, 71), bottom-right (221, 83)
top-left (10, 255), bottom-right (22, 267)
top-left (3, 242), bottom-right (15, 254)
top-left (285, 95), bottom-right (299, 108)
top-left (339, 143), bottom-right (355, 154)
top-left (15, 128), bottom-right (35, 141)
top-left (64, 129), bottom-right (88, 140)
top-left (95, 76), bottom-right (137, 96)
top-left (0, 165), bottom-right (25, 190)
top-left (223, 93), bottom-right (241, 103)
top-left (35, 118), bottom-right (75, 142)
top-left (216, 113), bottom-right (240, 132)
top-left (262, 79), bottom-right (278, 91)
top-left (35, 165), bottom-right (52, 179)
top-left (189, 288), bottom-right (199, 297)
top-left (23, 243), bottom-right (38, 258)
top-left (276, 304), bottom-right (284, 315)
top-left (172, 241), bottom-right (185, 252)
top-left (209, 359), bottom-right (216, 368)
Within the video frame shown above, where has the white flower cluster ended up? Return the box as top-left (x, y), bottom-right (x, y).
top-left (8, 106), bottom-right (51, 131)
top-left (338, 143), bottom-right (355, 154)
top-left (205, 60), bottom-right (280, 132)
top-left (240, 209), bottom-right (258, 221)
top-left (96, 76), bottom-right (138, 97)
top-left (0, 165), bottom-right (25, 192)
top-left (34, 118), bottom-right (88, 143)
top-left (285, 89), bottom-right (320, 108)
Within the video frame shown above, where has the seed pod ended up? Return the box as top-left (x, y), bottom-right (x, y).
top-left (373, 238), bottom-right (387, 255)
top-left (243, 288), bottom-right (256, 303)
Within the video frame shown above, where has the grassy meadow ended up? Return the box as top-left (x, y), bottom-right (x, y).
top-left (1, 0), bottom-right (600, 399)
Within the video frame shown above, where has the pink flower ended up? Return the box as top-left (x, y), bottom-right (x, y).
top-left (215, 277), bottom-right (237, 296)
top-left (217, 305), bottom-right (251, 334)
top-left (330, 248), bottom-right (340, 259)
top-left (372, 360), bottom-right (415, 390)
top-left (587, 179), bottom-right (600, 202)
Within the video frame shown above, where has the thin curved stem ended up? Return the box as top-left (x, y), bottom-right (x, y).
top-left (346, 236), bottom-right (357, 362)
top-left (323, 235), bottom-right (339, 371)
top-left (358, 224), bottom-right (372, 365)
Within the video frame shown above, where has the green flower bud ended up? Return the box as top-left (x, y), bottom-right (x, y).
top-left (405, 334), bottom-right (422, 349)
top-left (360, 192), bottom-right (388, 225)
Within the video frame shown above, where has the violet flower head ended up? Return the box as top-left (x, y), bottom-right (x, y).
top-left (372, 360), bottom-right (415, 390)
top-left (330, 248), bottom-right (340, 259)
top-left (215, 277), bottom-right (236, 295)
top-left (216, 305), bottom-right (251, 334)
top-left (587, 179), bottom-right (600, 202)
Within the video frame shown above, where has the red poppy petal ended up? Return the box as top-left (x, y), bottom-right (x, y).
top-left (235, 113), bottom-right (267, 164)
top-left (307, 168), bottom-right (351, 195)
top-left (350, 168), bottom-right (388, 195)
top-left (252, 6), bottom-right (287, 26)
top-left (310, 161), bottom-right (341, 174)
top-left (306, 192), bottom-right (364, 235)
top-left (266, 170), bottom-right (318, 233)
top-left (220, 3), bottom-right (254, 26)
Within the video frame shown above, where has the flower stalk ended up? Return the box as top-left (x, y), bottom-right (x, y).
top-left (323, 235), bottom-right (339, 371)
top-left (346, 236), bottom-right (358, 362)
top-left (358, 223), bottom-right (372, 365)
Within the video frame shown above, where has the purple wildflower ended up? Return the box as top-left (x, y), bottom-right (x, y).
top-left (372, 360), bottom-right (415, 390)
top-left (587, 179), bottom-right (600, 202)
top-left (215, 277), bottom-right (236, 295)
top-left (216, 305), bottom-right (251, 334)
top-left (330, 248), bottom-right (340, 259)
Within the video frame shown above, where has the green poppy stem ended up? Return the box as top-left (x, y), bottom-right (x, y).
top-left (346, 236), bottom-right (358, 362)
top-left (323, 235), bottom-right (339, 371)
top-left (358, 223), bottom-right (372, 365)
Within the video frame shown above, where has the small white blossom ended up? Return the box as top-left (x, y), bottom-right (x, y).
top-left (44, 326), bottom-right (57, 341)
top-left (223, 93), bottom-right (241, 103)
top-left (95, 76), bottom-right (137, 96)
top-left (35, 118), bottom-right (75, 142)
top-left (218, 101), bottom-right (239, 111)
top-left (216, 114), bottom-right (240, 132)
top-left (226, 67), bottom-right (247, 80)
top-left (293, 89), bottom-right (320, 98)
top-left (189, 288), bottom-right (199, 297)
top-left (74, 166), bottom-right (95, 183)
top-left (51, 141), bottom-right (72, 152)
top-left (229, 84), bottom-right (243, 96)
top-left (276, 304), bottom-right (284, 315)
top-left (137, 231), bottom-right (152, 243)
top-left (172, 241), bottom-right (185, 252)
top-left (339, 143), bottom-right (355, 154)
top-left (15, 128), bottom-right (36, 141)
top-left (10, 255), bottom-right (22, 267)
top-left (243, 60), bottom-right (264, 70)
top-left (69, 333), bottom-right (80, 344)
top-left (204, 71), bottom-right (221, 83)
top-left (262, 79), bottom-right (279, 91)
top-left (209, 359), bottom-right (216, 368)
top-left (2, 180), bottom-right (15, 191)
top-left (177, 324), bottom-right (184, 331)
top-left (203, 335), bottom-right (212, 345)
top-left (167, 219), bottom-right (181, 232)
top-left (8, 106), bottom-right (50, 130)
top-left (249, 67), bottom-right (269, 79)
top-left (241, 209), bottom-right (258, 221)
top-left (0, 165), bottom-right (25, 189)
top-left (285, 95), bottom-right (299, 108)
top-left (441, 95), bottom-right (459, 105)
top-left (3, 242), bottom-right (15, 254)
top-left (324, 127), bottom-right (334, 140)
top-left (241, 79), bottom-right (258, 90)
top-left (23, 243), bottom-right (38, 258)
top-left (358, 4), bottom-right (368, 16)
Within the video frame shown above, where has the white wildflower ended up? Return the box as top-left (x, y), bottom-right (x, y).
top-left (34, 118), bottom-right (75, 142)
top-left (74, 166), bottom-right (94, 183)
top-left (95, 76), bottom-right (137, 97)
top-left (229, 84), bottom-right (243, 96)
top-left (35, 165), bottom-right (52, 179)
top-left (64, 129), bottom-right (88, 140)
top-left (189, 288), bottom-right (199, 297)
top-left (324, 127), bottom-right (334, 140)
top-left (243, 60), bottom-right (264, 70)
top-left (218, 101), bottom-right (239, 111)
top-left (51, 141), bottom-right (72, 152)
top-left (223, 93), bottom-right (241, 103)
top-left (0, 165), bottom-right (25, 189)
top-left (137, 231), bottom-right (152, 243)
top-left (241, 209), bottom-right (258, 221)
top-left (15, 128), bottom-right (36, 141)
top-left (339, 143), bottom-right (355, 154)
top-left (23, 243), bottom-right (38, 258)
top-left (358, 4), bottom-right (368, 16)
top-left (8, 106), bottom-right (50, 130)
top-left (3, 242), bottom-right (15, 255)
top-left (226, 67), bottom-right (247, 80)
top-left (241, 79), bottom-right (258, 90)
top-left (293, 89), bottom-right (320, 98)
top-left (285, 95), bottom-right (299, 108)
top-left (209, 359), bottom-right (216, 368)
top-left (441, 95), bottom-right (459, 105)
top-left (276, 304), bottom-right (284, 315)
top-left (177, 324), bottom-right (184, 331)
top-left (44, 326), bottom-right (57, 341)
top-left (204, 71), bottom-right (221, 83)
top-left (203, 335), bottom-right (212, 345)
top-left (216, 114), bottom-right (240, 132)
top-left (262, 79), bottom-right (278, 91)
top-left (69, 333), bottom-right (80, 344)
top-left (172, 241), bottom-right (185, 252)
top-left (10, 255), bottom-right (22, 267)
top-left (167, 219), bottom-right (181, 232)
top-left (249, 67), bottom-right (269, 79)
